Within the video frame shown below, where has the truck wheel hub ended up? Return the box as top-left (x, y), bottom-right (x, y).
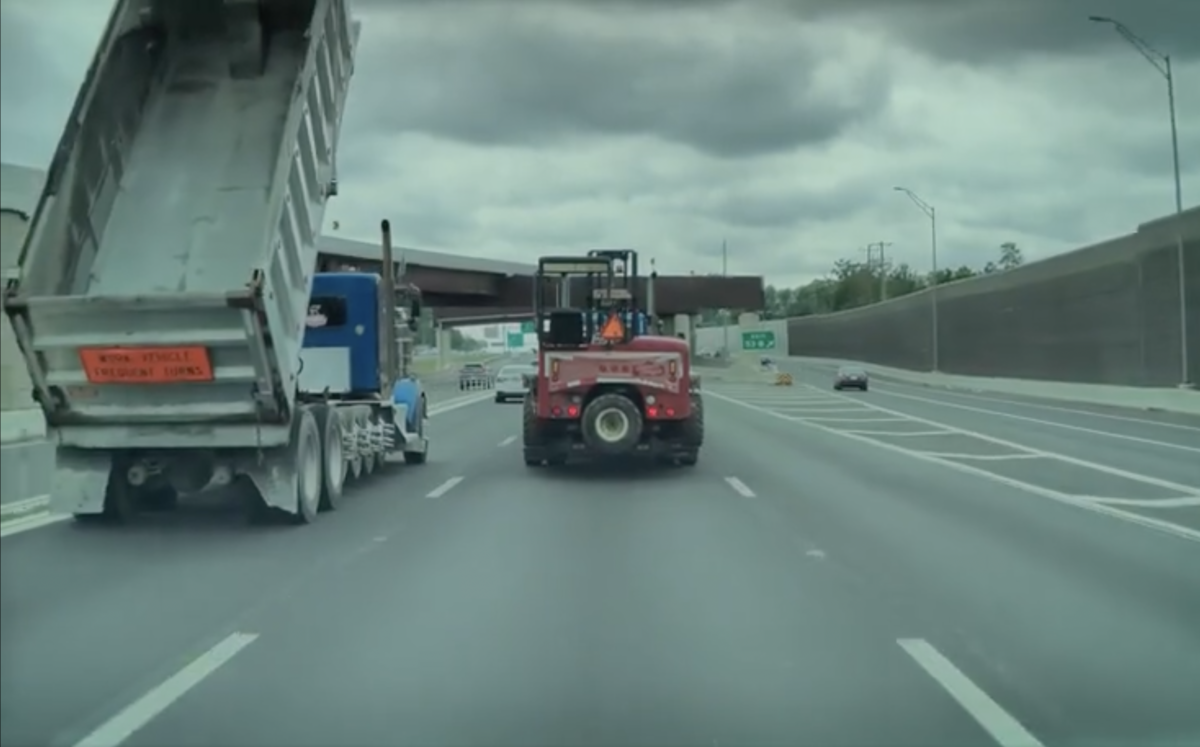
top-left (595, 409), bottom-right (630, 442)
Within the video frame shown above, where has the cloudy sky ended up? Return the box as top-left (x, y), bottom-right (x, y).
top-left (2, 0), bottom-right (1197, 289)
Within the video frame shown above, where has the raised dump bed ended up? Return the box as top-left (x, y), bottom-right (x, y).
top-left (6, 0), bottom-right (358, 444)
top-left (3, 0), bottom-right (367, 523)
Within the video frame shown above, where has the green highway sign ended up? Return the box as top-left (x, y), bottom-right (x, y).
top-left (507, 331), bottom-right (524, 349)
top-left (741, 330), bottom-right (776, 351)
top-left (520, 320), bottom-right (536, 334)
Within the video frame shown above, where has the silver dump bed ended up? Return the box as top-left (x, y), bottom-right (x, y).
top-left (3, 0), bottom-right (360, 448)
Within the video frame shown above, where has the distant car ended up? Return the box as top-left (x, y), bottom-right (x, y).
top-left (834, 365), bottom-right (869, 391)
top-left (458, 362), bottom-right (491, 390)
top-left (494, 363), bottom-right (536, 403)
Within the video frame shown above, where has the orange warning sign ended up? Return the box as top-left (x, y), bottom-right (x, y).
top-left (78, 346), bottom-right (214, 384)
top-left (599, 314), bottom-right (625, 341)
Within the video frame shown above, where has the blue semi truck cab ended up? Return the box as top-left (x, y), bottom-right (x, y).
top-left (298, 253), bottom-right (429, 486)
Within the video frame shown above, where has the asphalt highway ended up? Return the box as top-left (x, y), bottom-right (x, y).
top-left (2, 383), bottom-right (1199, 747)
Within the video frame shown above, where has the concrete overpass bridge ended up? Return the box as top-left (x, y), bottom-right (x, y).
top-left (317, 234), bottom-right (765, 318)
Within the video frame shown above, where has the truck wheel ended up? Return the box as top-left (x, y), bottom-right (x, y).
top-left (677, 451), bottom-right (699, 466)
top-left (523, 396), bottom-right (546, 466)
top-left (77, 455), bottom-right (145, 524)
top-left (139, 485), bottom-right (180, 512)
top-left (682, 393), bottom-right (704, 447)
top-left (522, 396), bottom-right (543, 447)
top-left (311, 404), bottom-right (346, 512)
top-left (346, 411), bottom-right (366, 480)
top-left (404, 396), bottom-right (428, 465)
top-left (289, 406), bottom-right (322, 524)
top-left (581, 393), bottom-right (643, 454)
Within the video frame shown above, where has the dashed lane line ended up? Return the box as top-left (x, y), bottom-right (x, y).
top-left (898, 638), bottom-right (1045, 747)
top-left (72, 632), bottom-right (259, 747)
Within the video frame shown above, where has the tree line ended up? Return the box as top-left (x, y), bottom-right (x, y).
top-left (699, 241), bottom-right (1026, 324)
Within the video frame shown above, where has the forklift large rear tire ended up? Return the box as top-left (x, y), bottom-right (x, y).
top-left (581, 394), bottom-right (643, 454)
top-left (523, 396), bottom-right (544, 447)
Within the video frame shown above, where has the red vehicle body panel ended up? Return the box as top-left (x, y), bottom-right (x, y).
top-left (536, 336), bottom-right (692, 420)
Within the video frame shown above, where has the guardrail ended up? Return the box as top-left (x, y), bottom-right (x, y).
top-left (457, 377), bottom-right (496, 391)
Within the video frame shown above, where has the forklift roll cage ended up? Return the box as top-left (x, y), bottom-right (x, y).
top-left (533, 249), bottom-right (642, 348)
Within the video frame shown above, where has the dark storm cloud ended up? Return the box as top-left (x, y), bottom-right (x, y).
top-left (344, 3), bottom-right (891, 159)
top-left (791, 0), bottom-right (1200, 64)
top-left (371, 0), bottom-right (1200, 63)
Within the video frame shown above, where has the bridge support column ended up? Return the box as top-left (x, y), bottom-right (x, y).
top-left (673, 313), bottom-right (694, 353)
top-left (436, 325), bottom-right (453, 372)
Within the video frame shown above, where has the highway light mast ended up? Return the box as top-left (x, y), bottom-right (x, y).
top-left (894, 187), bottom-right (940, 372)
top-left (1089, 15), bottom-right (1190, 388)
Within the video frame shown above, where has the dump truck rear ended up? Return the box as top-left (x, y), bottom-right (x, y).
top-left (3, 0), bottom-right (372, 523)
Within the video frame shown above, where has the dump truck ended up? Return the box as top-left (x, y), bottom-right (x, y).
top-left (2, 0), bottom-right (430, 525)
top-left (522, 250), bottom-right (704, 467)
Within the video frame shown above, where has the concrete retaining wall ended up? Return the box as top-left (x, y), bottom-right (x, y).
top-left (780, 207), bottom-right (1199, 387)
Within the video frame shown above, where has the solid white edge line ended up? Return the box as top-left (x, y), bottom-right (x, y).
top-left (897, 638), bottom-right (1045, 747)
top-left (0, 512), bottom-right (70, 538)
top-left (1, 394), bottom-right (496, 538)
top-left (725, 476), bottom-right (756, 498)
top-left (425, 476), bottom-right (464, 499)
top-left (0, 493), bottom-right (51, 517)
top-left (73, 632), bottom-right (259, 747)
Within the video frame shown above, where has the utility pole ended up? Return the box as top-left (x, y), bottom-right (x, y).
top-left (862, 241), bottom-right (893, 302)
top-left (874, 241), bottom-right (893, 301)
top-left (721, 239), bottom-right (730, 356)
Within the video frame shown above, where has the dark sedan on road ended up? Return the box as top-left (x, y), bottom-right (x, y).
top-left (834, 365), bottom-right (869, 391)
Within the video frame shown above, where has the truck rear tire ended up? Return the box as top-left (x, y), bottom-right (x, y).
top-left (289, 406), bottom-right (322, 524)
top-left (403, 396), bottom-right (428, 465)
top-left (523, 395), bottom-right (546, 466)
top-left (682, 393), bottom-right (704, 448)
top-left (76, 454), bottom-right (155, 524)
top-left (311, 404), bottom-right (345, 512)
top-left (581, 393), bottom-right (643, 455)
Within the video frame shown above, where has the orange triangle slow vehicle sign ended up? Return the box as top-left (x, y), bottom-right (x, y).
top-left (599, 313), bottom-right (625, 341)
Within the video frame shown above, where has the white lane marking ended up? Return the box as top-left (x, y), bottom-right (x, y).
top-left (776, 407), bottom-right (875, 414)
top-left (0, 512), bottom-right (69, 538)
top-left (425, 476), bottom-right (464, 499)
top-left (1085, 495), bottom-right (1200, 508)
top-left (725, 477), bottom-right (756, 498)
top-left (428, 391), bottom-right (493, 415)
top-left (898, 638), bottom-right (1045, 747)
top-left (876, 380), bottom-right (1200, 431)
top-left (707, 392), bottom-right (1200, 543)
top-left (73, 632), bottom-right (259, 747)
top-left (1, 396), bottom-right (495, 538)
top-left (795, 416), bottom-right (912, 423)
top-left (820, 388), bottom-right (1200, 496)
top-left (843, 430), bottom-right (955, 437)
top-left (498, 435), bottom-right (517, 447)
top-left (871, 386), bottom-right (1200, 453)
top-left (0, 494), bottom-right (51, 516)
top-left (926, 453), bottom-right (1045, 461)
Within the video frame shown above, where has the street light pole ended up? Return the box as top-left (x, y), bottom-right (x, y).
top-left (894, 187), bottom-right (940, 372)
top-left (1090, 15), bottom-right (1190, 388)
